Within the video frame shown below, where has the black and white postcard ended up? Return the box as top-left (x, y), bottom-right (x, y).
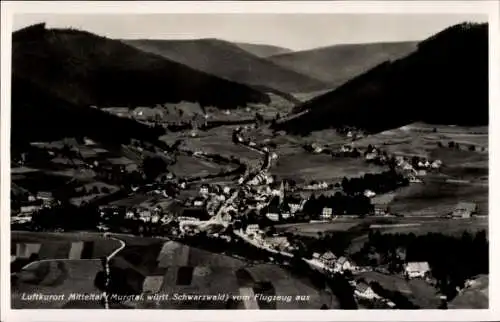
top-left (1, 1), bottom-right (498, 322)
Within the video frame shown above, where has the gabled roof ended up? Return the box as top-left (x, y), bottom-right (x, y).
top-left (356, 281), bottom-right (371, 293)
top-left (405, 261), bottom-right (430, 272)
top-left (337, 256), bottom-right (349, 265)
top-left (320, 251), bottom-right (336, 261)
top-left (454, 202), bottom-right (477, 212)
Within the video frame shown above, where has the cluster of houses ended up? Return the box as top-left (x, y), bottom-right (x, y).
top-left (11, 191), bottom-right (57, 224)
top-left (248, 171), bottom-right (274, 186)
top-left (244, 224), bottom-right (295, 253)
top-left (303, 181), bottom-right (330, 191)
top-left (449, 202), bottom-right (478, 219)
top-left (260, 183), bottom-right (307, 222)
top-left (393, 155), bottom-right (442, 182)
top-left (311, 251), bottom-right (355, 274)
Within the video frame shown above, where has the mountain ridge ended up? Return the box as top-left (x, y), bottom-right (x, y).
top-left (122, 38), bottom-right (327, 93)
top-left (268, 41), bottom-right (419, 89)
top-left (273, 22), bottom-right (488, 135)
top-left (12, 23), bottom-right (270, 110)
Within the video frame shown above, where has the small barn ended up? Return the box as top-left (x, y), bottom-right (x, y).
top-left (452, 202), bottom-right (477, 219)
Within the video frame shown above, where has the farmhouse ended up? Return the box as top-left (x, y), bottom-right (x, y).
top-left (354, 281), bottom-right (379, 299)
top-left (319, 251), bottom-right (337, 266)
top-left (431, 160), bottom-right (443, 169)
top-left (321, 207), bottom-right (333, 219)
top-left (193, 197), bottom-right (206, 208)
top-left (372, 193), bottom-right (395, 216)
top-left (199, 184), bottom-right (210, 195)
top-left (246, 224), bottom-right (260, 235)
top-left (37, 191), bottom-right (54, 203)
top-left (266, 236), bottom-right (291, 250)
top-left (364, 190), bottom-right (376, 198)
top-left (266, 213), bottom-right (280, 222)
top-left (404, 261), bottom-right (430, 279)
top-left (20, 205), bottom-right (43, 214)
top-left (312, 143), bottom-right (323, 154)
top-left (452, 202), bottom-right (477, 219)
top-left (340, 145), bottom-right (354, 153)
top-left (334, 256), bottom-right (353, 273)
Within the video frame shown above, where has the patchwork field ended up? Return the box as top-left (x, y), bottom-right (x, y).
top-left (390, 180), bottom-right (488, 217)
top-left (183, 128), bottom-right (262, 164)
top-left (356, 271), bottom-right (441, 308)
top-left (276, 221), bottom-right (361, 236)
top-left (169, 155), bottom-right (229, 178)
top-left (105, 240), bottom-right (338, 309)
top-left (12, 259), bottom-right (104, 309)
top-left (273, 152), bottom-right (385, 184)
top-left (448, 274), bottom-right (489, 309)
top-left (11, 231), bottom-right (122, 264)
top-left (353, 123), bottom-right (488, 160)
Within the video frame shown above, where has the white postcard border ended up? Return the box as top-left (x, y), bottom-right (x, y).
top-left (1, 1), bottom-right (499, 321)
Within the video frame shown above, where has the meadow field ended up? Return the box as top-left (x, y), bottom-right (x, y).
top-left (169, 155), bottom-right (229, 178)
top-left (272, 152), bottom-right (385, 184)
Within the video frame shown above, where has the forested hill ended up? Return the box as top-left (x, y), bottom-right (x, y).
top-left (123, 38), bottom-right (327, 93)
top-left (12, 23), bottom-right (270, 110)
top-left (274, 22), bottom-right (488, 135)
top-left (11, 75), bottom-right (165, 147)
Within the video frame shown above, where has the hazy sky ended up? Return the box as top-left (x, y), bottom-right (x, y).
top-left (13, 14), bottom-right (487, 51)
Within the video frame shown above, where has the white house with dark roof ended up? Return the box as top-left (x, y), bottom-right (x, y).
top-left (319, 251), bottom-right (337, 266)
top-left (321, 207), bottom-right (333, 219)
top-left (404, 261), bottom-right (430, 279)
top-left (354, 281), bottom-right (379, 299)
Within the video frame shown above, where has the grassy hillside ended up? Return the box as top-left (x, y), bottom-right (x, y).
top-left (12, 23), bottom-right (269, 110)
top-left (234, 42), bottom-right (293, 57)
top-left (268, 41), bottom-right (418, 88)
top-left (122, 38), bottom-right (327, 93)
top-left (274, 22), bottom-right (488, 135)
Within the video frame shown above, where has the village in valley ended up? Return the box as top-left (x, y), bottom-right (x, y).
top-left (9, 15), bottom-right (489, 311)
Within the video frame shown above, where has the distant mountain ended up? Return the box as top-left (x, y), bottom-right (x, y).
top-left (274, 23), bottom-right (488, 135)
top-left (268, 41), bottom-right (418, 89)
top-left (233, 42), bottom-right (293, 57)
top-left (12, 23), bottom-right (269, 110)
top-left (122, 38), bottom-right (327, 93)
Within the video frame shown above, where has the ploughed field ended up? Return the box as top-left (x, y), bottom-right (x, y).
top-left (10, 231), bottom-right (128, 309)
top-left (133, 241), bottom-right (338, 309)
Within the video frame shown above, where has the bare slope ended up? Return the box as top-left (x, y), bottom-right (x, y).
top-left (268, 41), bottom-right (418, 88)
top-left (122, 38), bottom-right (327, 93)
